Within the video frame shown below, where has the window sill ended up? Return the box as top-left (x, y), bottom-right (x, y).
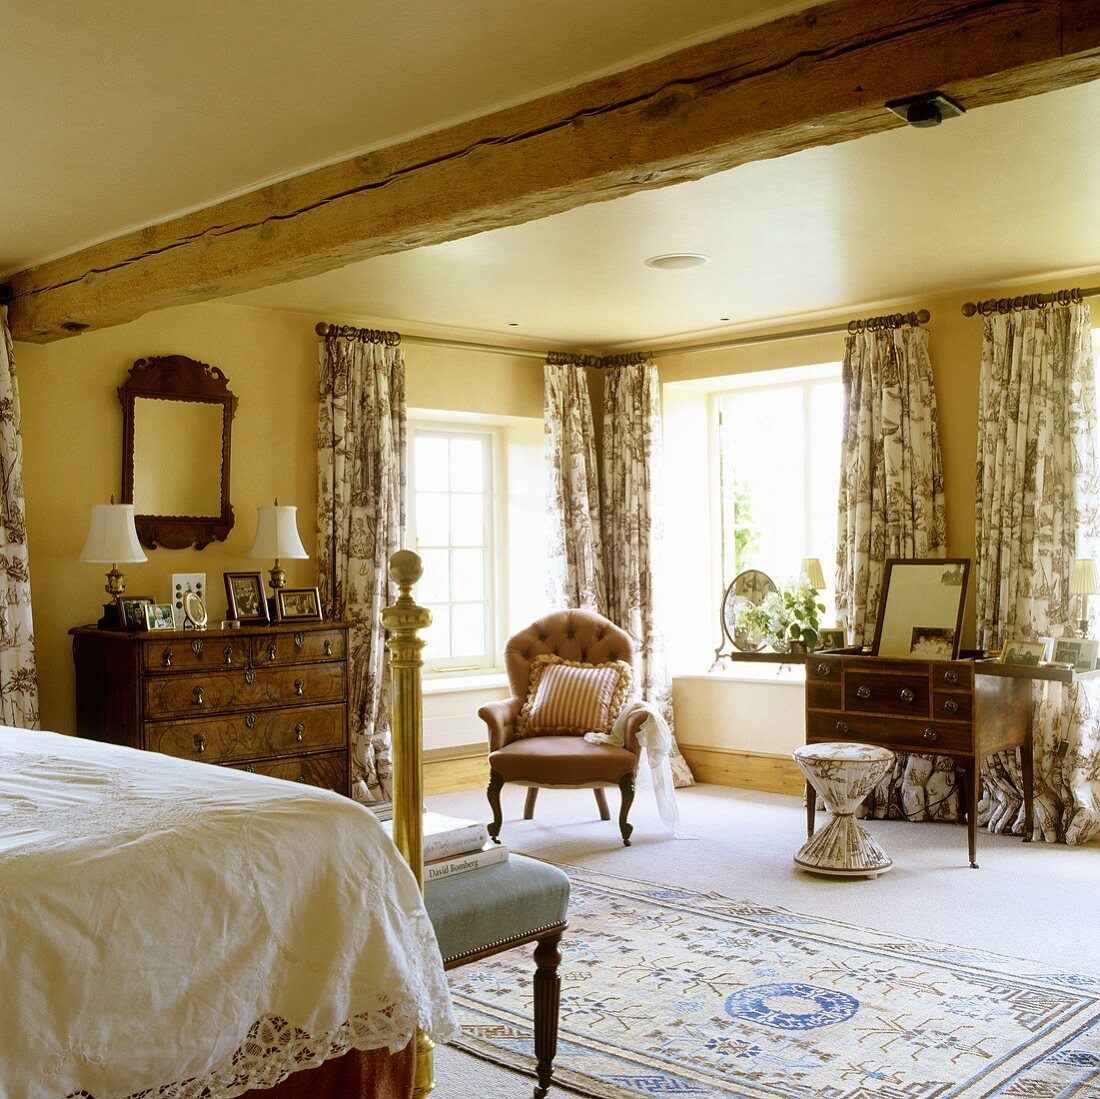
top-left (673, 664), bottom-right (806, 686)
top-left (422, 672), bottom-right (510, 695)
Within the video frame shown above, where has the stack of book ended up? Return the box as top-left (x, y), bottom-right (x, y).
top-left (382, 811), bottom-right (509, 881)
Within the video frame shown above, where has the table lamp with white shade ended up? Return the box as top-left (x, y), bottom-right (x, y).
top-left (79, 499), bottom-right (147, 628)
top-left (249, 501), bottom-right (308, 619)
top-left (800, 557), bottom-right (826, 591)
top-left (1070, 558), bottom-right (1100, 637)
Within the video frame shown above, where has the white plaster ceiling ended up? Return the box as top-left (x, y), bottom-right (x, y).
top-left (5, 3), bottom-right (1100, 346)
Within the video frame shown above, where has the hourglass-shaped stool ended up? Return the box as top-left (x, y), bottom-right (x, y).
top-left (793, 742), bottom-right (895, 877)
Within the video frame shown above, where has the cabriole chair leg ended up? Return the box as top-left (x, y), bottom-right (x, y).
top-left (618, 773), bottom-right (635, 846)
top-left (487, 770), bottom-right (505, 842)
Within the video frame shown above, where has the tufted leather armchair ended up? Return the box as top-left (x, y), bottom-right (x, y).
top-left (479, 609), bottom-right (648, 846)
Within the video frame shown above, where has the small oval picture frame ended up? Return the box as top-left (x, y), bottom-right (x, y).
top-left (183, 590), bottom-right (208, 630)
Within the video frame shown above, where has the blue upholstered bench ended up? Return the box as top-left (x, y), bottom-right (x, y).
top-left (423, 855), bottom-right (570, 1099)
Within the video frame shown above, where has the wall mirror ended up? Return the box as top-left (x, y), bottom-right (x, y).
top-left (720, 569), bottom-right (777, 652)
top-left (872, 558), bottom-right (970, 660)
top-left (119, 355), bottom-right (236, 549)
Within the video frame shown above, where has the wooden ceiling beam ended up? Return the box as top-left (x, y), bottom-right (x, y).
top-left (8, 0), bottom-right (1100, 342)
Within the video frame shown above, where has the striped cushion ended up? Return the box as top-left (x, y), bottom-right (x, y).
top-left (515, 654), bottom-right (633, 737)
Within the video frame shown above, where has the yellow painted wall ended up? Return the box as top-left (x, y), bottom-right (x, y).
top-left (15, 300), bottom-right (542, 735)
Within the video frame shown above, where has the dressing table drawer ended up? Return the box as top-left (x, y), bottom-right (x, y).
top-left (843, 673), bottom-right (929, 716)
top-left (807, 711), bottom-right (971, 754)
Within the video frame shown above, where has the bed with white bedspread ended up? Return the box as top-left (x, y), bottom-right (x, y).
top-left (0, 726), bottom-right (457, 1099)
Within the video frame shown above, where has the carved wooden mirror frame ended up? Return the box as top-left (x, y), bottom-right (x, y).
top-left (119, 355), bottom-right (236, 550)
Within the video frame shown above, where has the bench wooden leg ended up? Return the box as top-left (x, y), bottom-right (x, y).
top-left (532, 931), bottom-right (563, 1099)
top-left (487, 770), bottom-right (505, 842)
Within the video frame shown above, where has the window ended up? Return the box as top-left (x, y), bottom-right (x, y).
top-left (408, 412), bottom-right (549, 678)
top-left (410, 427), bottom-right (496, 672)
top-left (713, 365), bottom-right (843, 613)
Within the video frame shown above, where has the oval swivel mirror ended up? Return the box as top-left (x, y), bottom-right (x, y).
top-left (119, 355), bottom-right (236, 550)
top-left (720, 569), bottom-right (777, 652)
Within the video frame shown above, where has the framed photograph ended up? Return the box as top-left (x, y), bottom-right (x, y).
top-left (909, 626), bottom-right (956, 660)
top-left (224, 572), bottom-right (269, 622)
top-left (183, 591), bottom-right (208, 630)
top-left (143, 602), bottom-right (176, 631)
top-left (116, 595), bottom-right (155, 630)
top-left (816, 628), bottom-right (846, 651)
top-left (1052, 637), bottom-right (1099, 673)
top-left (276, 586), bottom-right (323, 621)
top-left (998, 639), bottom-right (1048, 667)
top-left (872, 558), bottom-right (970, 660)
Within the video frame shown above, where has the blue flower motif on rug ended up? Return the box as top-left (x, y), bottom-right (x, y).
top-left (724, 982), bottom-right (859, 1030)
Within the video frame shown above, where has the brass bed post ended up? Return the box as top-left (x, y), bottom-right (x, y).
top-left (382, 549), bottom-right (435, 1098)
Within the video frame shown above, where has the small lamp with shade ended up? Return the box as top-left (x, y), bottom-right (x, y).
top-left (249, 500), bottom-right (309, 619)
top-left (800, 557), bottom-right (826, 592)
top-left (79, 499), bottom-right (147, 629)
top-left (1070, 558), bottom-right (1100, 638)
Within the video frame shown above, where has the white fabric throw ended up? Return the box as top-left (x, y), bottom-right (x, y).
top-left (585, 701), bottom-right (693, 838)
top-left (0, 727), bottom-right (458, 1099)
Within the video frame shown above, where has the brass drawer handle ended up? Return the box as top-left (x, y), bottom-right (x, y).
top-left (191, 639), bottom-right (204, 656)
top-left (815, 663), bottom-right (830, 677)
top-left (245, 712), bottom-right (257, 729)
top-left (245, 669), bottom-right (256, 685)
top-left (943, 698), bottom-right (960, 714)
top-left (324, 638), bottom-right (333, 656)
top-left (192, 685), bottom-right (204, 706)
top-left (295, 722), bottom-right (305, 742)
top-left (923, 727), bottom-right (938, 741)
top-left (944, 669), bottom-right (959, 684)
top-left (294, 677), bottom-right (304, 696)
top-left (245, 764), bottom-right (256, 773)
top-left (835, 721), bottom-right (849, 734)
top-left (193, 733), bottom-right (206, 754)
top-left (294, 632), bottom-right (305, 649)
top-left (267, 642), bottom-right (277, 662)
top-left (223, 645), bottom-right (235, 666)
top-left (900, 688), bottom-right (915, 703)
top-left (856, 685), bottom-right (871, 700)
top-left (162, 647), bottom-right (173, 668)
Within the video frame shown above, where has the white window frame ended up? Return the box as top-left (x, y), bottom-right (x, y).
top-left (408, 419), bottom-right (505, 676)
top-left (708, 361), bottom-right (843, 605)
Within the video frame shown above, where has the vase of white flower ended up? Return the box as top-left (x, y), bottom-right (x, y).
top-left (737, 577), bottom-right (825, 653)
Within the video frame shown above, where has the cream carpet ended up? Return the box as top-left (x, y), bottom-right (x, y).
top-left (428, 782), bottom-right (1100, 1097)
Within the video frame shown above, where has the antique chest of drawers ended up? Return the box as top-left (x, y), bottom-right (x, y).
top-left (805, 654), bottom-right (1033, 867)
top-left (71, 621), bottom-right (350, 795)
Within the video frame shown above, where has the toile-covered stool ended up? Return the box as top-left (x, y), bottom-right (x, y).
top-left (793, 742), bottom-right (895, 877)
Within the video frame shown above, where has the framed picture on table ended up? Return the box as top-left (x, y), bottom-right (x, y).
top-left (223, 572), bottom-right (269, 622)
top-left (1052, 637), bottom-right (1099, 673)
top-left (276, 587), bottom-right (323, 621)
top-left (998, 639), bottom-right (1048, 667)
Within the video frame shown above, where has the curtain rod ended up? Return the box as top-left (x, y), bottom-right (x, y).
top-left (316, 307), bottom-right (930, 361)
top-left (961, 285), bottom-right (1100, 316)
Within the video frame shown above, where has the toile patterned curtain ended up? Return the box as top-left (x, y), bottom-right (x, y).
top-left (974, 301), bottom-right (1100, 844)
top-left (835, 324), bottom-right (951, 821)
top-left (544, 354), bottom-right (605, 611)
top-left (0, 308), bottom-right (38, 729)
top-left (317, 330), bottom-right (406, 803)
top-left (602, 355), bottom-right (693, 787)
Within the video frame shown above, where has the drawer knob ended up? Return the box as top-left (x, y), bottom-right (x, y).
top-left (162, 647), bottom-right (173, 668)
top-left (943, 698), bottom-right (960, 714)
top-left (192, 685), bottom-right (204, 706)
top-left (245, 712), bottom-right (257, 729)
top-left (856, 685), bottom-right (871, 700)
top-left (295, 722), bottom-right (305, 742)
top-left (193, 733), bottom-right (206, 754)
top-left (900, 688), bottom-right (915, 703)
top-left (245, 669), bottom-right (256, 685)
top-left (191, 639), bottom-right (204, 656)
top-left (294, 632), bottom-right (305, 649)
top-left (324, 638), bottom-right (333, 656)
top-left (267, 642), bottom-right (277, 662)
top-left (835, 721), bottom-right (849, 734)
top-left (815, 663), bottom-right (830, 677)
top-left (944, 670), bottom-right (959, 684)
top-left (923, 727), bottom-right (938, 741)
top-left (294, 677), bottom-right (304, 696)
top-left (223, 645), bottom-right (235, 666)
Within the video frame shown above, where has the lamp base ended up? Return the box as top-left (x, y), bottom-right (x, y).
top-left (97, 601), bottom-right (119, 630)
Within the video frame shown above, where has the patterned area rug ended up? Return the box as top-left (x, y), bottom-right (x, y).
top-left (447, 866), bottom-right (1100, 1097)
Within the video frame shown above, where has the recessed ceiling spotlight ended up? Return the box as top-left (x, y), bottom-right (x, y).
top-left (645, 253), bottom-right (710, 270)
